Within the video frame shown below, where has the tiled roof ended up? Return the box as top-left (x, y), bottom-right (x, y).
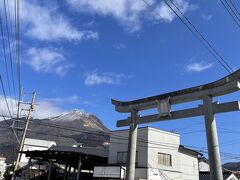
top-left (199, 171), bottom-right (237, 180)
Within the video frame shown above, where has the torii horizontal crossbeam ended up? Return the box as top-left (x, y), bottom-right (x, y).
top-left (112, 70), bottom-right (240, 112)
top-left (117, 101), bottom-right (240, 127)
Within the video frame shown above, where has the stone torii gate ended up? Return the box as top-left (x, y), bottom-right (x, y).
top-left (112, 69), bottom-right (240, 180)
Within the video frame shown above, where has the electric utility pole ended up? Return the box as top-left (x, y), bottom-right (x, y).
top-left (14, 91), bottom-right (36, 171)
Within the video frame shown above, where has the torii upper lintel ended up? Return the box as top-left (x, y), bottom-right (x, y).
top-left (112, 69), bottom-right (240, 113)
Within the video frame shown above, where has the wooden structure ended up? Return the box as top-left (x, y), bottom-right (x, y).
top-left (18, 146), bottom-right (108, 180)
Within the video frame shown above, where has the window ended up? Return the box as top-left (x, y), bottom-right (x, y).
top-left (158, 153), bottom-right (172, 166)
top-left (117, 152), bottom-right (127, 164)
top-left (117, 151), bottom-right (138, 164)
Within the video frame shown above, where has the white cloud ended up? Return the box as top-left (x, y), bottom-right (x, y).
top-left (26, 47), bottom-right (74, 76)
top-left (0, 95), bottom-right (72, 119)
top-left (84, 71), bottom-right (125, 86)
top-left (42, 95), bottom-right (79, 105)
top-left (83, 21), bottom-right (97, 27)
top-left (4, 0), bottom-right (99, 41)
top-left (152, 0), bottom-right (198, 22)
top-left (113, 43), bottom-right (126, 50)
top-left (0, 96), bottom-right (17, 119)
top-left (186, 62), bottom-right (213, 72)
top-left (202, 14), bottom-right (213, 21)
top-left (66, 0), bottom-right (197, 32)
top-left (67, 0), bottom-right (147, 32)
top-left (33, 100), bottom-right (68, 119)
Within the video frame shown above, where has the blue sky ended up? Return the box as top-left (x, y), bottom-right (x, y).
top-left (0, 0), bottom-right (240, 162)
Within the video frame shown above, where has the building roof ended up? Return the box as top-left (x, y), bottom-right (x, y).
top-left (199, 157), bottom-right (209, 163)
top-left (199, 171), bottom-right (238, 180)
top-left (24, 138), bottom-right (56, 148)
top-left (179, 145), bottom-right (203, 157)
top-left (21, 146), bottom-right (108, 168)
top-left (49, 146), bottom-right (108, 158)
top-left (0, 157), bottom-right (6, 160)
top-left (22, 146), bottom-right (108, 159)
top-left (234, 172), bottom-right (240, 179)
top-left (111, 126), bottom-right (179, 136)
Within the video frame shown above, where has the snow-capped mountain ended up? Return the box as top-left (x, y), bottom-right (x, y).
top-left (51, 109), bottom-right (91, 121)
top-left (0, 109), bottom-right (110, 163)
top-left (50, 109), bottom-right (107, 132)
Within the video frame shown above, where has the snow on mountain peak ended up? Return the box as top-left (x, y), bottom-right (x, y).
top-left (51, 109), bottom-right (91, 122)
top-left (48, 109), bottom-right (107, 132)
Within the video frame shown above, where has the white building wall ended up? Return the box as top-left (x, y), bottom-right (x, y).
top-left (108, 127), bottom-right (199, 180)
top-left (0, 157), bottom-right (6, 180)
top-left (147, 127), bottom-right (182, 180)
top-left (108, 130), bottom-right (128, 164)
top-left (109, 128), bottom-right (148, 168)
top-left (199, 161), bottom-right (210, 172)
top-left (180, 152), bottom-right (199, 180)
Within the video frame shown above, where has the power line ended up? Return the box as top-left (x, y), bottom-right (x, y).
top-left (0, 14), bottom-right (15, 117)
top-left (228, 0), bottom-right (240, 17)
top-left (142, 0), bottom-right (235, 75)
top-left (174, 122), bottom-right (202, 132)
top-left (2, 108), bottom-right (239, 161)
top-left (235, 0), bottom-right (240, 10)
top-left (15, 0), bottom-right (21, 98)
top-left (18, 119), bottom-right (239, 151)
top-left (0, 109), bottom-right (19, 143)
top-left (220, 0), bottom-right (240, 28)
top-left (2, 121), bottom-right (240, 161)
top-left (139, 3), bottom-right (240, 160)
top-left (167, 0), bottom-right (235, 73)
top-left (4, 118), bottom-right (183, 149)
top-left (0, 111), bottom-right (11, 127)
top-left (25, 128), bottom-right (240, 161)
top-left (0, 122), bottom-right (184, 150)
top-left (0, 75), bottom-right (13, 118)
top-left (3, 0), bottom-right (18, 107)
top-left (14, 0), bottom-right (22, 136)
top-left (14, 118), bottom-right (239, 150)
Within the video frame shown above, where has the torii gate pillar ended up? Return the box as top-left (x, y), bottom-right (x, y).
top-left (203, 96), bottom-right (223, 180)
top-left (126, 110), bottom-right (138, 180)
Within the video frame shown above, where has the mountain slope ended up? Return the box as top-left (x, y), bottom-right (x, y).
top-left (0, 109), bottom-right (110, 163)
top-left (223, 162), bottom-right (240, 171)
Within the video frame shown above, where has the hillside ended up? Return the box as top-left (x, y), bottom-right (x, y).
top-left (0, 109), bottom-right (110, 163)
top-left (223, 162), bottom-right (240, 171)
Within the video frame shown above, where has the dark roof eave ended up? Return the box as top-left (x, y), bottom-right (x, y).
top-left (179, 145), bottom-right (203, 157)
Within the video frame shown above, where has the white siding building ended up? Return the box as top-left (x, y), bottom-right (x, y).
top-left (199, 158), bottom-right (210, 172)
top-left (0, 157), bottom-right (6, 180)
top-left (105, 127), bottom-right (200, 180)
top-left (20, 138), bottom-right (56, 167)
